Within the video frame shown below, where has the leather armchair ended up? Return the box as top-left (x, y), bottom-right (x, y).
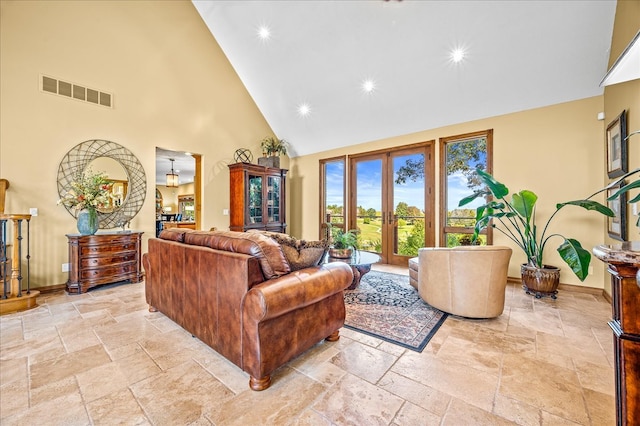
top-left (415, 246), bottom-right (512, 318)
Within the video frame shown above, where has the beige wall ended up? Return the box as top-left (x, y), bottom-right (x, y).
top-left (0, 0), bottom-right (275, 288)
top-left (1, 0), bottom-right (635, 293)
top-left (290, 96), bottom-right (609, 289)
top-left (290, 0), bottom-right (640, 292)
top-left (601, 0), bottom-right (640, 295)
top-left (157, 182), bottom-right (195, 215)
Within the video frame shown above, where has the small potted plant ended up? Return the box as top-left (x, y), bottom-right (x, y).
top-left (258, 136), bottom-right (288, 168)
top-left (329, 227), bottom-right (359, 259)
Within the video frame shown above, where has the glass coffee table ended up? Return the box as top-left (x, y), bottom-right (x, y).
top-left (323, 250), bottom-right (381, 290)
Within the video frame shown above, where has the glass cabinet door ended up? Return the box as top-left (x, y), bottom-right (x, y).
top-left (267, 176), bottom-right (280, 223)
top-left (248, 174), bottom-right (263, 224)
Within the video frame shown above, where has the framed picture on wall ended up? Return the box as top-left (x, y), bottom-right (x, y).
top-left (606, 110), bottom-right (627, 178)
top-left (607, 180), bottom-right (627, 241)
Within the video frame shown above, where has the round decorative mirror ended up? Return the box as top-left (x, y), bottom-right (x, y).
top-left (57, 139), bottom-right (147, 228)
top-left (86, 157), bottom-right (129, 214)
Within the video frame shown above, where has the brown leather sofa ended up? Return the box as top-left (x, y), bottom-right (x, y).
top-left (143, 228), bottom-right (353, 391)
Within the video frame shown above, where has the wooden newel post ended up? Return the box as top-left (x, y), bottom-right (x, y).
top-left (0, 213), bottom-right (38, 315)
top-left (1, 214), bottom-right (31, 298)
top-left (593, 242), bottom-right (640, 426)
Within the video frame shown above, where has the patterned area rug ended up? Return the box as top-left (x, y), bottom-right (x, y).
top-left (343, 270), bottom-right (448, 352)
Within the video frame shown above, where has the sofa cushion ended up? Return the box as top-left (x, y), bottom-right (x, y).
top-left (183, 230), bottom-right (290, 279)
top-left (248, 230), bottom-right (328, 271)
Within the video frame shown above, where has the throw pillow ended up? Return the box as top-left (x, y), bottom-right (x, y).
top-left (247, 230), bottom-right (328, 271)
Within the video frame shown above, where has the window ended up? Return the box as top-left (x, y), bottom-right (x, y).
top-left (440, 130), bottom-right (493, 247)
top-left (178, 195), bottom-right (195, 221)
top-left (319, 156), bottom-right (346, 239)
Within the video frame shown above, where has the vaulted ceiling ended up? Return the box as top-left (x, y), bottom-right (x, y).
top-left (192, 0), bottom-right (616, 158)
top-left (157, 1), bottom-right (617, 182)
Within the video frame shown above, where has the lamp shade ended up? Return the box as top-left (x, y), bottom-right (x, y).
top-left (166, 159), bottom-right (179, 187)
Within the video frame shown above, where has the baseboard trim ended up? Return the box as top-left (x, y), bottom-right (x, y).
top-left (35, 284), bottom-right (67, 294)
top-left (557, 283), bottom-right (603, 296)
top-left (508, 276), bottom-right (605, 296)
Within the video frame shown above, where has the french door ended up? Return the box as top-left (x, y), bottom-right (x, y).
top-left (349, 143), bottom-right (434, 265)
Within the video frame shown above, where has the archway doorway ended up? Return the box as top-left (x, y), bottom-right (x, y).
top-left (155, 148), bottom-right (201, 236)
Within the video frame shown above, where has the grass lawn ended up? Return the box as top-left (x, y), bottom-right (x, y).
top-left (356, 218), bottom-right (415, 251)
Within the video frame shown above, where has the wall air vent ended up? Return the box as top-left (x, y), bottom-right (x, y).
top-left (40, 75), bottom-right (112, 108)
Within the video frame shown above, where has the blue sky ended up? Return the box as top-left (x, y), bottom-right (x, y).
top-left (326, 155), bottom-right (425, 212)
top-left (326, 156), bottom-right (485, 213)
top-left (325, 161), bottom-right (344, 207)
top-left (447, 170), bottom-right (485, 211)
top-left (326, 140), bottom-right (487, 214)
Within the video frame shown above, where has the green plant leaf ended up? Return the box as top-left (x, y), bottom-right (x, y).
top-left (607, 180), bottom-right (640, 202)
top-left (475, 205), bottom-right (487, 221)
top-left (512, 190), bottom-right (537, 222)
top-left (476, 169), bottom-right (509, 198)
top-left (474, 215), bottom-right (492, 233)
top-left (557, 200), bottom-right (614, 217)
top-left (557, 238), bottom-right (590, 281)
top-left (458, 190), bottom-right (488, 207)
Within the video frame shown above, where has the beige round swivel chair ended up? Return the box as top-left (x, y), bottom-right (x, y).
top-left (415, 246), bottom-right (512, 318)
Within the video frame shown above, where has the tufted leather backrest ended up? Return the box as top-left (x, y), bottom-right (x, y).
top-left (159, 229), bottom-right (290, 279)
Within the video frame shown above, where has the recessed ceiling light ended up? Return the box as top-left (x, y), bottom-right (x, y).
top-left (451, 48), bottom-right (465, 63)
top-left (257, 25), bottom-right (271, 40)
top-left (362, 79), bottom-right (376, 93)
top-left (297, 103), bottom-right (311, 117)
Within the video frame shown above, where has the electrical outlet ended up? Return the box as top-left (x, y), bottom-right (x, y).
top-left (588, 266), bottom-right (594, 275)
top-left (223, 209), bottom-right (229, 215)
top-left (29, 208), bottom-right (38, 216)
top-left (61, 263), bottom-right (70, 272)
top-left (633, 202), bottom-right (638, 216)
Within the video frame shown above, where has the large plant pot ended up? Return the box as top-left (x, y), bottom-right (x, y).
top-left (328, 248), bottom-right (353, 259)
top-left (257, 156), bottom-right (280, 168)
top-left (521, 264), bottom-right (560, 299)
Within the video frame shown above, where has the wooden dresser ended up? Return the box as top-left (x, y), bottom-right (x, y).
top-left (593, 242), bottom-right (640, 425)
top-left (66, 231), bottom-right (144, 294)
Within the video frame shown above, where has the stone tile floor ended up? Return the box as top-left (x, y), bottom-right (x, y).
top-left (0, 265), bottom-right (615, 425)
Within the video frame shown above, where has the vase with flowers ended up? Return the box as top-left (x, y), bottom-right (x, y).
top-left (58, 169), bottom-right (113, 235)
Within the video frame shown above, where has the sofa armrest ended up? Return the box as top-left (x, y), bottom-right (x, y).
top-left (243, 262), bottom-right (353, 322)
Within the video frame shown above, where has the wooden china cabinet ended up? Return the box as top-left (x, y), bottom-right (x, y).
top-left (228, 163), bottom-right (287, 233)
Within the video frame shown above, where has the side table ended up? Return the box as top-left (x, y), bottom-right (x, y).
top-left (593, 241), bottom-right (640, 425)
top-left (324, 250), bottom-right (381, 290)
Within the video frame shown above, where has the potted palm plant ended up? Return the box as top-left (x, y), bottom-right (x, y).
top-left (328, 227), bottom-right (359, 259)
top-left (459, 168), bottom-right (615, 298)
